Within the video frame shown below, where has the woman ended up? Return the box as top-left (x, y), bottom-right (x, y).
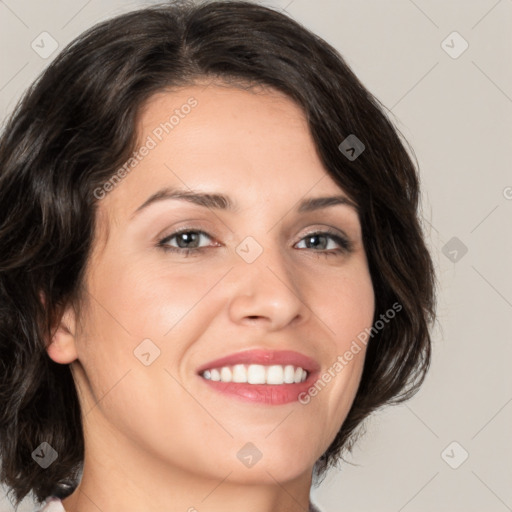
top-left (0, 1), bottom-right (436, 511)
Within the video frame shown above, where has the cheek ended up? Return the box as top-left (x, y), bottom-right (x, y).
top-left (77, 257), bottom-right (226, 406)
top-left (321, 260), bottom-right (375, 347)
top-left (86, 251), bottom-right (220, 340)
top-left (307, 259), bottom-right (374, 430)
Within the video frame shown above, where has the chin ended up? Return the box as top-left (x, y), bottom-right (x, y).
top-left (224, 442), bottom-right (318, 484)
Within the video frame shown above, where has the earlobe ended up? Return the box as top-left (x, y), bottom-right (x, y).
top-left (46, 305), bottom-right (79, 365)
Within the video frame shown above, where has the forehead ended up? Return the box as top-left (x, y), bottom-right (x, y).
top-left (137, 82), bottom-right (312, 160)
top-left (134, 84), bottom-right (333, 188)
top-left (93, 83), bottom-right (355, 241)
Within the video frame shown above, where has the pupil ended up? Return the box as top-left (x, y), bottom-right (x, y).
top-left (178, 232), bottom-right (198, 248)
top-left (308, 235), bottom-right (325, 249)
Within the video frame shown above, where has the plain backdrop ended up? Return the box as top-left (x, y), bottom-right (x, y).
top-left (0, 1), bottom-right (511, 511)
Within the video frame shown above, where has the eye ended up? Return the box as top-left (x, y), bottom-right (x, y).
top-left (294, 229), bottom-right (353, 256)
top-left (157, 229), bottom-right (215, 256)
top-left (157, 227), bottom-right (352, 258)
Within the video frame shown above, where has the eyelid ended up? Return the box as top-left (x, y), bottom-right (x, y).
top-left (156, 221), bottom-right (217, 242)
top-left (157, 222), bottom-right (350, 242)
top-left (157, 226), bottom-right (218, 247)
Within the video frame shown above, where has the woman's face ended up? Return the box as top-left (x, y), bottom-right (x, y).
top-left (50, 83), bottom-right (375, 485)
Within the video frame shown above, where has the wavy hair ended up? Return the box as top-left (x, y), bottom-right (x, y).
top-left (0, 0), bottom-right (436, 507)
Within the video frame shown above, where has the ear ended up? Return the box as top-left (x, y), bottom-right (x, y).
top-left (43, 295), bottom-right (79, 365)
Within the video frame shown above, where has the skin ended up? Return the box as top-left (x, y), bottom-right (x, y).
top-left (47, 82), bottom-right (375, 512)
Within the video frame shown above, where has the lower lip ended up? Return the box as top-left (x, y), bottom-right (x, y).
top-left (199, 372), bottom-right (318, 405)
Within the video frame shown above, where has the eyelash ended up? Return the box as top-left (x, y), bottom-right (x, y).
top-left (156, 227), bottom-right (353, 258)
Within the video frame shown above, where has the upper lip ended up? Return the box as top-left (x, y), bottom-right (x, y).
top-left (196, 349), bottom-right (320, 375)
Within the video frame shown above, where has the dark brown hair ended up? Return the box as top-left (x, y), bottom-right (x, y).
top-left (0, 0), bottom-right (436, 507)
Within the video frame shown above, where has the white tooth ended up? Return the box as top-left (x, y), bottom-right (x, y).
top-left (283, 365), bottom-right (295, 383)
top-left (266, 365), bottom-right (285, 385)
top-left (203, 364), bottom-right (307, 385)
top-left (232, 364), bottom-right (248, 383)
top-left (247, 364), bottom-right (266, 384)
top-left (220, 367), bottom-right (232, 382)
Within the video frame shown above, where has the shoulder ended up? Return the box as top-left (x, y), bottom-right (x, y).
top-left (34, 496), bottom-right (66, 512)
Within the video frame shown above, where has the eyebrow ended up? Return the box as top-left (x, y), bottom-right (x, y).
top-left (130, 186), bottom-right (359, 219)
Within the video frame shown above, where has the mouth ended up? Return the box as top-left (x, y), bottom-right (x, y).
top-left (196, 349), bottom-right (320, 405)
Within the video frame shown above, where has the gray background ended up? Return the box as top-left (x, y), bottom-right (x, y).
top-left (1, 1), bottom-right (511, 511)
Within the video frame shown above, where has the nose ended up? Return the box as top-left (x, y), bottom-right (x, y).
top-left (226, 242), bottom-right (310, 331)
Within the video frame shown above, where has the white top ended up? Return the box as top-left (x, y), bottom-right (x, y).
top-left (36, 497), bottom-right (65, 511)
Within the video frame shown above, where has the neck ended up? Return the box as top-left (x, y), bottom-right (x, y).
top-left (61, 421), bottom-right (314, 512)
